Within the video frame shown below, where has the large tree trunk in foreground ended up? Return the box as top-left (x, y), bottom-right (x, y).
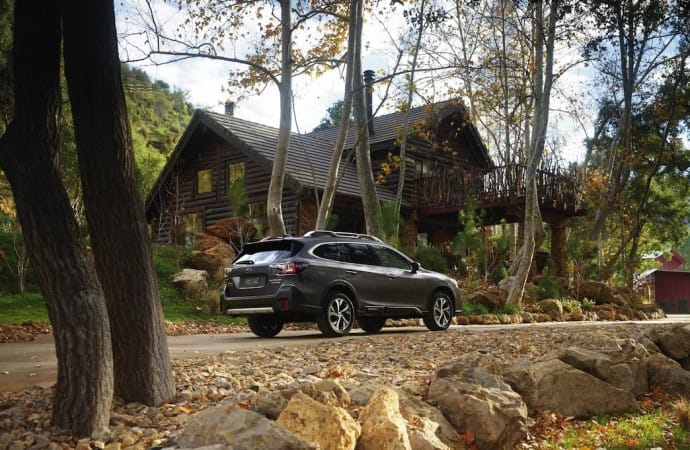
top-left (61, 0), bottom-right (175, 404)
top-left (0, 0), bottom-right (112, 436)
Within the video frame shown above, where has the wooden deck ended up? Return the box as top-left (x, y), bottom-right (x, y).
top-left (413, 164), bottom-right (585, 224)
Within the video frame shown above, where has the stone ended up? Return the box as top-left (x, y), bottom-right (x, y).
top-left (531, 358), bottom-right (638, 418)
top-left (536, 299), bottom-right (563, 315)
top-left (579, 280), bottom-right (615, 304)
top-left (169, 268), bottom-right (208, 296)
top-left (357, 387), bottom-right (411, 450)
top-left (427, 379), bottom-right (527, 450)
top-left (206, 217), bottom-right (258, 242)
top-left (277, 392), bottom-right (360, 450)
top-left (646, 353), bottom-right (690, 397)
top-left (185, 242), bottom-right (235, 282)
top-left (254, 379), bottom-right (351, 419)
top-left (651, 324), bottom-right (690, 360)
top-left (177, 404), bottom-right (314, 449)
top-left (194, 232), bottom-right (228, 251)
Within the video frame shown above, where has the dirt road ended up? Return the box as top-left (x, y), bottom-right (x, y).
top-left (2, 316), bottom-right (688, 393)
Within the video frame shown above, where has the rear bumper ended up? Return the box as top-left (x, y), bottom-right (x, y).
top-left (220, 284), bottom-right (320, 316)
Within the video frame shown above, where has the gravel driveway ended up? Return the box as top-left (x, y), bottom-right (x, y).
top-left (1, 318), bottom-right (688, 448)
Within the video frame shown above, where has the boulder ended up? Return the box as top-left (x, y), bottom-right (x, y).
top-left (206, 217), bottom-right (258, 242)
top-left (177, 404), bottom-right (314, 449)
top-left (194, 232), bottom-right (228, 252)
top-left (428, 353), bottom-right (527, 450)
top-left (646, 353), bottom-right (690, 397)
top-left (254, 379), bottom-right (351, 419)
top-left (536, 299), bottom-right (563, 315)
top-left (578, 280), bottom-right (615, 304)
top-left (466, 290), bottom-right (505, 311)
top-left (357, 388), bottom-right (411, 449)
top-left (277, 392), bottom-right (360, 450)
top-left (650, 324), bottom-right (690, 360)
top-left (170, 268), bottom-right (208, 296)
top-left (531, 358), bottom-right (638, 418)
top-left (427, 379), bottom-right (527, 450)
top-left (185, 242), bottom-right (235, 282)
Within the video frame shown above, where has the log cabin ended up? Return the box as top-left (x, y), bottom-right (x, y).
top-left (145, 82), bottom-right (584, 271)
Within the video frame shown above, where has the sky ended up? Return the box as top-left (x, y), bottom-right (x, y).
top-left (116, 0), bottom-right (592, 162)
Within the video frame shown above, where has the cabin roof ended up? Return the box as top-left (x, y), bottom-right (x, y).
top-left (145, 100), bottom-right (491, 217)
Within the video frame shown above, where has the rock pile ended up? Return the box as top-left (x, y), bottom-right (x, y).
top-left (172, 324), bottom-right (690, 450)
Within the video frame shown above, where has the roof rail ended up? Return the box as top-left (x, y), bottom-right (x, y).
top-left (303, 230), bottom-right (383, 243)
top-left (260, 234), bottom-right (293, 241)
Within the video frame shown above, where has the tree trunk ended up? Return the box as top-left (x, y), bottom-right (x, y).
top-left (315, 0), bottom-right (357, 231)
top-left (0, 0), bottom-right (112, 435)
top-left (266, 0), bottom-right (292, 236)
top-left (351, 0), bottom-right (383, 238)
top-left (61, 0), bottom-right (175, 405)
top-left (506, 0), bottom-right (555, 306)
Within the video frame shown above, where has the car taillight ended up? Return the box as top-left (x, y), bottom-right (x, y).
top-left (269, 261), bottom-right (308, 275)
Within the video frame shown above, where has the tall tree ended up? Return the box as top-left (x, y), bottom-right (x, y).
top-left (61, 0), bottom-right (175, 404)
top-left (585, 0), bottom-right (678, 243)
top-left (351, 0), bottom-right (384, 238)
top-left (0, 0), bottom-right (113, 435)
top-left (505, 0), bottom-right (558, 305)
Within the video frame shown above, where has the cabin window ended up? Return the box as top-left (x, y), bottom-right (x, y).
top-left (415, 159), bottom-right (430, 176)
top-left (249, 202), bottom-right (267, 221)
top-left (196, 169), bottom-right (213, 194)
top-left (228, 162), bottom-right (245, 188)
top-left (177, 213), bottom-right (203, 247)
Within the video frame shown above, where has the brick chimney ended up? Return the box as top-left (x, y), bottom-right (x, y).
top-left (363, 70), bottom-right (375, 136)
top-left (224, 100), bottom-right (235, 116)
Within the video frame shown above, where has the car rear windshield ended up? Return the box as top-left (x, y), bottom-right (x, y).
top-left (234, 240), bottom-right (303, 265)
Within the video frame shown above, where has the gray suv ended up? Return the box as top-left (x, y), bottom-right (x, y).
top-left (220, 231), bottom-right (461, 337)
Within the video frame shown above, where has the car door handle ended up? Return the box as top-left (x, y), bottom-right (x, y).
top-left (346, 270), bottom-right (358, 275)
top-left (387, 275), bottom-right (396, 279)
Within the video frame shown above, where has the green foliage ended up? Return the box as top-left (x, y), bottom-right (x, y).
top-left (122, 65), bottom-right (194, 196)
top-left (548, 409), bottom-right (684, 449)
top-left (490, 265), bottom-right (508, 285)
top-left (379, 201), bottom-right (402, 247)
top-left (453, 207), bottom-right (489, 281)
top-left (227, 176), bottom-right (249, 217)
top-left (0, 0), bottom-right (12, 132)
top-left (537, 274), bottom-right (561, 300)
top-left (561, 297), bottom-right (582, 314)
top-left (414, 243), bottom-right (448, 273)
top-left (581, 297), bottom-right (596, 310)
top-left (461, 302), bottom-right (488, 316)
top-left (313, 100), bottom-right (348, 131)
top-left (494, 302), bottom-right (519, 315)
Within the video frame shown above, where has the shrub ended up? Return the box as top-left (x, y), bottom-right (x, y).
top-left (461, 302), bottom-right (489, 316)
top-left (415, 245), bottom-right (448, 274)
top-left (490, 265), bottom-right (508, 285)
top-left (495, 302), bottom-right (520, 315)
top-left (561, 297), bottom-right (582, 313)
top-left (203, 289), bottom-right (220, 315)
top-left (537, 275), bottom-right (561, 300)
top-left (581, 297), bottom-right (596, 311)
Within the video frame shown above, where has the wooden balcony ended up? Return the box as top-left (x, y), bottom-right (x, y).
top-left (413, 164), bottom-right (585, 224)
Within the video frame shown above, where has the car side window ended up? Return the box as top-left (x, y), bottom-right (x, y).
top-left (344, 243), bottom-right (379, 266)
top-left (313, 243), bottom-right (345, 261)
top-left (372, 246), bottom-right (411, 270)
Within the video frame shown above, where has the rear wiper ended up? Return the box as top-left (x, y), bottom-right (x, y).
top-left (236, 260), bottom-right (255, 265)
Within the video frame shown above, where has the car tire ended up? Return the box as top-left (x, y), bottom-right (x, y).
top-left (247, 316), bottom-right (284, 337)
top-left (317, 291), bottom-right (355, 337)
top-left (423, 291), bottom-right (453, 331)
top-left (358, 317), bottom-right (386, 333)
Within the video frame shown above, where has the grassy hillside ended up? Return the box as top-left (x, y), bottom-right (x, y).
top-left (0, 237), bottom-right (234, 325)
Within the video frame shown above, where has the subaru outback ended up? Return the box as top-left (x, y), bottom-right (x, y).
top-left (220, 231), bottom-right (461, 337)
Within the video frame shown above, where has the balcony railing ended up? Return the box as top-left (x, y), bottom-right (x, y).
top-left (413, 164), bottom-right (583, 216)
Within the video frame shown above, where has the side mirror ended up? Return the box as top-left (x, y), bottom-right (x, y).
top-left (410, 261), bottom-right (420, 273)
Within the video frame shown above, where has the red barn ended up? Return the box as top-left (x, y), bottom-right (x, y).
top-left (639, 250), bottom-right (689, 313)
